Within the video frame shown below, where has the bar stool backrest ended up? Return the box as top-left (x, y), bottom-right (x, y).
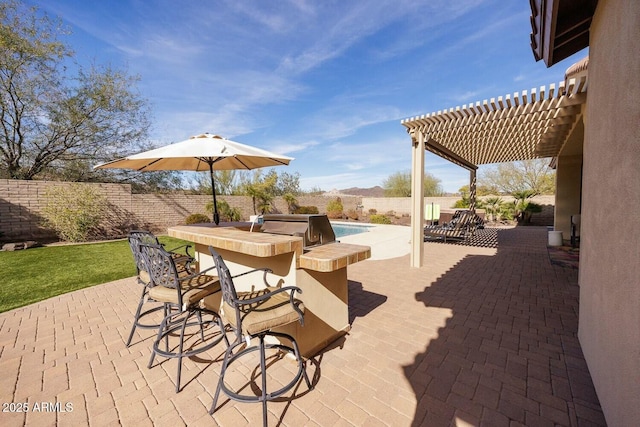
top-left (209, 247), bottom-right (243, 339)
top-left (139, 243), bottom-right (181, 293)
top-left (128, 231), bottom-right (161, 276)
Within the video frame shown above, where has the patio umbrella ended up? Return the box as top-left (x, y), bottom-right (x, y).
top-left (95, 133), bottom-right (293, 224)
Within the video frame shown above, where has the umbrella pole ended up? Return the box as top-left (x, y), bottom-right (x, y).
top-left (209, 163), bottom-right (220, 225)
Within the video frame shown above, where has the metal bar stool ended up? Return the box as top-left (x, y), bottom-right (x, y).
top-left (140, 243), bottom-right (228, 393)
top-left (207, 246), bottom-right (313, 427)
top-left (126, 230), bottom-right (195, 347)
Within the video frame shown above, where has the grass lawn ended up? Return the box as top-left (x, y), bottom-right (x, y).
top-left (0, 236), bottom-right (191, 313)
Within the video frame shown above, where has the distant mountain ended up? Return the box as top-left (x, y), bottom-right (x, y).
top-left (338, 186), bottom-right (385, 197)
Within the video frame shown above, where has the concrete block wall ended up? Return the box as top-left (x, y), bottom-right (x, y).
top-left (0, 180), bottom-right (362, 241)
top-left (362, 197), bottom-right (460, 215)
top-left (130, 194), bottom-right (361, 230)
top-left (0, 179), bottom-right (552, 242)
top-left (0, 180), bottom-right (133, 241)
top-left (362, 195), bottom-right (554, 225)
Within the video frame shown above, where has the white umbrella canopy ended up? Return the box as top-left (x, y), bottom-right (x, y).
top-left (95, 133), bottom-right (293, 224)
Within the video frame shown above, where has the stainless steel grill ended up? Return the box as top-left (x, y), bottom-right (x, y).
top-left (260, 214), bottom-right (336, 250)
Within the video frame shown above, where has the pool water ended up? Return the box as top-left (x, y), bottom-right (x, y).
top-left (331, 223), bottom-right (373, 238)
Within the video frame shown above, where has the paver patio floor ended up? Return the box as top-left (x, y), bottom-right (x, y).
top-left (0, 226), bottom-right (606, 426)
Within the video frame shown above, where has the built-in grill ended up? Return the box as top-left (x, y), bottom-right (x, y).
top-left (260, 214), bottom-right (336, 250)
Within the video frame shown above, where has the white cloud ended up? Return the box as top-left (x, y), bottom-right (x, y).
top-left (37, 0), bottom-right (551, 193)
top-left (301, 99), bottom-right (402, 141)
top-left (269, 140), bottom-right (319, 155)
top-left (448, 90), bottom-right (485, 104)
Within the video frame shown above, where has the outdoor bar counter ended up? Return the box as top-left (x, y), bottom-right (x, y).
top-left (167, 223), bottom-right (371, 357)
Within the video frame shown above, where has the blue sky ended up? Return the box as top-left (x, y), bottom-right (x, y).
top-left (30, 0), bottom-right (588, 193)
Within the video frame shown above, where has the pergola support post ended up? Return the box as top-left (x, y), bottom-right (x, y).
top-left (469, 169), bottom-right (477, 214)
top-left (410, 130), bottom-right (425, 268)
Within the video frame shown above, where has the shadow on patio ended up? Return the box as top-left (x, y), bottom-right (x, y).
top-left (0, 226), bottom-right (607, 426)
top-left (404, 227), bottom-right (605, 426)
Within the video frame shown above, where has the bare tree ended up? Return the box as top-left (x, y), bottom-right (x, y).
top-left (0, 1), bottom-right (151, 180)
top-left (479, 159), bottom-right (555, 195)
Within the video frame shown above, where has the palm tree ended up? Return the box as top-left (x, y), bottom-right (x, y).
top-left (283, 193), bottom-right (298, 214)
top-left (512, 190), bottom-right (542, 223)
top-left (483, 196), bottom-right (504, 222)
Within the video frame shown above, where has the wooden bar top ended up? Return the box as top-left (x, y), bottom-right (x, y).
top-left (168, 224), bottom-right (304, 258)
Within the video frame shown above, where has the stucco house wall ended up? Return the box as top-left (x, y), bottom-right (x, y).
top-left (554, 155), bottom-right (582, 237)
top-left (578, 0), bottom-right (640, 425)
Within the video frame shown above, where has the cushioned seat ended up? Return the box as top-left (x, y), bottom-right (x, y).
top-left (149, 274), bottom-right (219, 306)
top-left (125, 230), bottom-right (195, 347)
top-left (222, 287), bottom-right (305, 336)
top-left (138, 269), bottom-right (151, 286)
top-left (207, 246), bottom-right (313, 427)
top-left (140, 243), bottom-right (227, 393)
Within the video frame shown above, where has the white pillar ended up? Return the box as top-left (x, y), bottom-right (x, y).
top-left (410, 130), bottom-right (425, 268)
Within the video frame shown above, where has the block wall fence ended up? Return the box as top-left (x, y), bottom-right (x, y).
top-left (363, 195), bottom-right (555, 223)
top-left (0, 179), bottom-right (362, 241)
top-left (0, 179), bottom-right (554, 242)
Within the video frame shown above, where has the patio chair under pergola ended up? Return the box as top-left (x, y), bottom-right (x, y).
top-left (401, 57), bottom-right (588, 267)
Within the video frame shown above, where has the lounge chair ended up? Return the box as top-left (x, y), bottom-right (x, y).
top-left (424, 210), bottom-right (481, 242)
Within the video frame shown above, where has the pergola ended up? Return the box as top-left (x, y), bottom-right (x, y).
top-left (401, 60), bottom-right (588, 267)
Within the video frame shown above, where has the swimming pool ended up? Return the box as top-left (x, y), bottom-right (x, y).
top-left (331, 223), bottom-right (373, 238)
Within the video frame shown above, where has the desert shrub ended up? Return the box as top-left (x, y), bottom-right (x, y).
top-left (346, 209), bottom-right (359, 220)
top-left (185, 213), bottom-right (211, 224)
top-left (205, 200), bottom-right (241, 222)
top-left (326, 197), bottom-right (344, 219)
top-left (369, 214), bottom-right (391, 224)
top-left (453, 198), bottom-right (470, 208)
top-left (41, 184), bottom-right (106, 242)
top-left (294, 206), bottom-right (319, 214)
top-left (368, 208), bottom-right (377, 215)
top-left (480, 197), bottom-right (504, 222)
top-left (500, 206), bottom-right (515, 221)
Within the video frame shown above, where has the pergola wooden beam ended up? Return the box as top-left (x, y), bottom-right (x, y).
top-left (425, 137), bottom-right (477, 172)
top-left (402, 75), bottom-right (588, 267)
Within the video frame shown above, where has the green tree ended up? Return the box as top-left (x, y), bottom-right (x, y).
top-left (383, 171), bottom-right (411, 197)
top-left (243, 170), bottom-right (277, 214)
top-left (383, 170), bottom-right (443, 197)
top-left (457, 184), bottom-right (496, 197)
top-left (191, 170), bottom-right (239, 195)
top-left (276, 171), bottom-right (301, 196)
top-left (0, 1), bottom-right (151, 180)
top-left (479, 159), bottom-right (555, 195)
